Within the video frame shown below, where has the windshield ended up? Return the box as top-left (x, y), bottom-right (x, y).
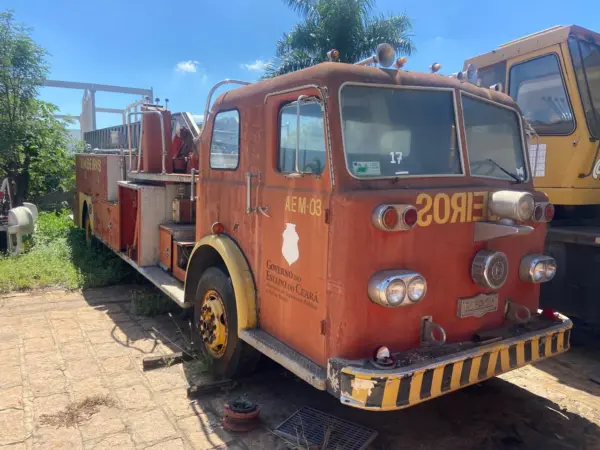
top-left (340, 85), bottom-right (461, 178)
top-left (462, 95), bottom-right (527, 181)
top-left (568, 37), bottom-right (600, 139)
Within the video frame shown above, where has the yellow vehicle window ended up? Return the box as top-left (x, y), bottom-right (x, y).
top-left (569, 37), bottom-right (600, 139)
top-left (509, 54), bottom-right (575, 135)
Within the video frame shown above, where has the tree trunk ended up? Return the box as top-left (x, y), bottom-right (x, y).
top-left (13, 171), bottom-right (29, 207)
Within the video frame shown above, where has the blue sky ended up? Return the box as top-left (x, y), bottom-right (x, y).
top-left (5, 0), bottom-right (598, 130)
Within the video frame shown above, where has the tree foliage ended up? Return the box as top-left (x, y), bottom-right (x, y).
top-left (0, 10), bottom-right (74, 205)
top-left (264, 0), bottom-right (415, 77)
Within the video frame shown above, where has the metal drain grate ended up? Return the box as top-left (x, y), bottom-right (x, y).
top-left (274, 406), bottom-right (377, 450)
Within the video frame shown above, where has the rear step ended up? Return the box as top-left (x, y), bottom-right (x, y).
top-left (239, 329), bottom-right (326, 390)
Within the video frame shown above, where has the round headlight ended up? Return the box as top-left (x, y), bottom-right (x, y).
top-left (517, 194), bottom-right (535, 221)
top-left (385, 280), bottom-right (406, 306)
top-left (407, 277), bottom-right (426, 302)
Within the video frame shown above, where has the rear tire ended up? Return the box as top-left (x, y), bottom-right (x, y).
top-left (83, 210), bottom-right (93, 247)
top-left (193, 267), bottom-right (259, 379)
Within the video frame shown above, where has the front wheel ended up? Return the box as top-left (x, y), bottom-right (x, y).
top-left (193, 267), bottom-right (259, 379)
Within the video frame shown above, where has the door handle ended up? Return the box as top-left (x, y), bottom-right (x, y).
top-left (245, 172), bottom-right (268, 215)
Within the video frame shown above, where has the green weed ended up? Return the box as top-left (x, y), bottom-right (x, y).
top-left (0, 209), bottom-right (136, 293)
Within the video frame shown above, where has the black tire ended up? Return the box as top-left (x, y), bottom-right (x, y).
top-left (193, 267), bottom-right (259, 379)
top-left (83, 210), bottom-right (93, 246)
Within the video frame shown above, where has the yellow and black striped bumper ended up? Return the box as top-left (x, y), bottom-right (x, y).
top-left (327, 315), bottom-right (572, 411)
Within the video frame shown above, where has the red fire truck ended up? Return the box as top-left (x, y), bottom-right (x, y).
top-left (75, 45), bottom-right (572, 411)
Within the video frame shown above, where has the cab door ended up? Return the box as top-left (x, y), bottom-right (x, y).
top-left (505, 44), bottom-right (585, 194)
top-left (256, 87), bottom-right (331, 367)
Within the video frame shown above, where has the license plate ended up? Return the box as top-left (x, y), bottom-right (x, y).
top-left (457, 293), bottom-right (499, 318)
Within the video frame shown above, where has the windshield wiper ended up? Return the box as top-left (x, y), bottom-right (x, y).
top-left (486, 159), bottom-right (523, 184)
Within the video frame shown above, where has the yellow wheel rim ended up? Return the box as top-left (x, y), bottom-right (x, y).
top-left (199, 289), bottom-right (228, 358)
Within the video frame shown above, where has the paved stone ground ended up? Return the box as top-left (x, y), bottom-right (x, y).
top-left (1, 286), bottom-right (600, 450)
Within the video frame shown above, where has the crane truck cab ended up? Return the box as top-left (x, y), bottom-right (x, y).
top-left (76, 46), bottom-right (571, 412)
top-left (466, 25), bottom-right (600, 324)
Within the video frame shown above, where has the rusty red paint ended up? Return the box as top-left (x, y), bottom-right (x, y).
top-left (77, 62), bottom-right (552, 371)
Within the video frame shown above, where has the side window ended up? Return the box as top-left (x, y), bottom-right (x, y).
top-left (509, 54), bottom-right (575, 135)
top-left (278, 101), bottom-right (326, 174)
top-left (210, 110), bottom-right (239, 170)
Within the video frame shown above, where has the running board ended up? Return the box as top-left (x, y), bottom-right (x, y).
top-left (119, 253), bottom-right (191, 309)
top-left (239, 329), bottom-right (327, 390)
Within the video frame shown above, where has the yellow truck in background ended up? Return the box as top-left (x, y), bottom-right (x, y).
top-left (466, 25), bottom-right (600, 324)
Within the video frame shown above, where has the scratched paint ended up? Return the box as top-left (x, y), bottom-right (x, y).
top-left (351, 378), bottom-right (376, 396)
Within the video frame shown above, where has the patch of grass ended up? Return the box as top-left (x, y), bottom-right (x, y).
top-left (39, 395), bottom-right (116, 428)
top-left (0, 209), bottom-right (136, 293)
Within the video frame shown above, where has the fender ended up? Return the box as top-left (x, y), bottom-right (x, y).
top-left (184, 234), bottom-right (257, 331)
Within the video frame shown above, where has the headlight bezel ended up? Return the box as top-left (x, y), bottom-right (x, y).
top-left (519, 254), bottom-right (556, 283)
top-left (368, 270), bottom-right (427, 308)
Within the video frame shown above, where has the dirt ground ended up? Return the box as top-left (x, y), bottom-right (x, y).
top-left (1, 286), bottom-right (599, 450)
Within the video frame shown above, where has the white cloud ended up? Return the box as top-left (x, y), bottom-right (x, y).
top-left (175, 60), bottom-right (199, 73)
top-left (241, 59), bottom-right (269, 72)
top-left (191, 114), bottom-right (204, 125)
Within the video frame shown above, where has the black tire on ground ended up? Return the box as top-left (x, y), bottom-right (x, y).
top-left (83, 208), bottom-right (100, 249)
top-left (193, 266), bottom-right (260, 379)
top-left (83, 210), bottom-right (93, 246)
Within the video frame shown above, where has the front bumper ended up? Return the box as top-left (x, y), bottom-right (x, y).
top-left (327, 312), bottom-right (572, 411)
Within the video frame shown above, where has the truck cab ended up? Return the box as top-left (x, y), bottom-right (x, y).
top-left (466, 26), bottom-right (600, 323)
top-left (466, 25), bottom-right (600, 208)
top-left (76, 52), bottom-right (572, 412)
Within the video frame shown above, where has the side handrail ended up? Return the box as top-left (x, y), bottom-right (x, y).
top-left (127, 110), bottom-right (167, 174)
top-left (198, 80), bottom-right (251, 142)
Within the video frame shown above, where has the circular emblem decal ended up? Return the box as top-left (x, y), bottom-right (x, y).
top-left (593, 159), bottom-right (600, 180)
top-left (490, 259), bottom-right (508, 283)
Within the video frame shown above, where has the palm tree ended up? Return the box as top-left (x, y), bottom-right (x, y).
top-left (264, 0), bottom-right (415, 78)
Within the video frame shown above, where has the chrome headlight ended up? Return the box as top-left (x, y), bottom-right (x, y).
top-left (368, 271), bottom-right (427, 307)
top-left (489, 191), bottom-right (535, 222)
top-left (519, 255), bottom-right (556, 283)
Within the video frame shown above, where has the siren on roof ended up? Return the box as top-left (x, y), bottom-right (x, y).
top-left (452, 63), bottom-right (478, 83)
top-left (355, 43), bottom-right (397, 68)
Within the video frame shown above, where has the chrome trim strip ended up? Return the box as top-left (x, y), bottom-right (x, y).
top-left (473, 221), bottom-right (534, 242)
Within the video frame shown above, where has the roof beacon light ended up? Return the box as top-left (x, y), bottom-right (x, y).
top-left (430, 62), bottom-right (442, 73)
top-left (394, 57), bottom-right (408, 69)
top-left (355, 43), bottom-right (396, 67)
top-left (327, 49), bottom-right (340, 62)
